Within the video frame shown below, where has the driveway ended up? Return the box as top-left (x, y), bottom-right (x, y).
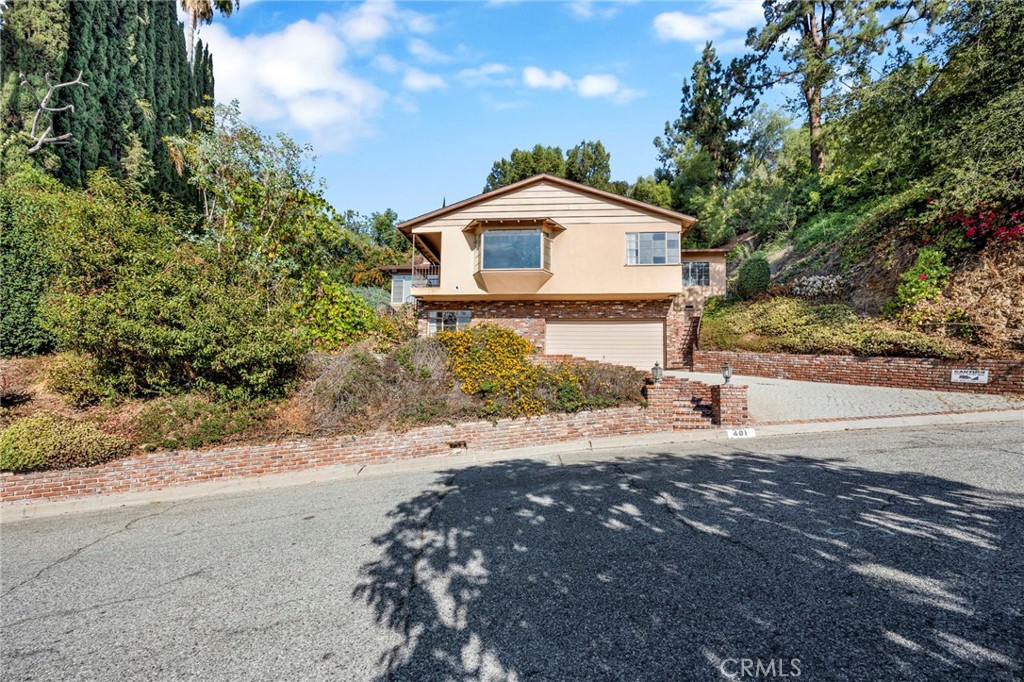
top-left (2, 421), bottom-right (1022, 681)
top-left (670, 371), bottom-right (1022, 423)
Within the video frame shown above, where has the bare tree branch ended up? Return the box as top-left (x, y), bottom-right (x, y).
top-left (18, 70), bottom-right (88, 155)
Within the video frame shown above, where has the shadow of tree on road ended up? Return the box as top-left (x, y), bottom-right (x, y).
top-left (353, 451), bottom-right (1024, 681)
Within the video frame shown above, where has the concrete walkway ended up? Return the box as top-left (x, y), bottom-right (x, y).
top-left (669, 370), bottom-right (1023, 423)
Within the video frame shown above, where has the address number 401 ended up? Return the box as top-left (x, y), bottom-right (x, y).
top-left (726, 428), bottom-right (756, 439)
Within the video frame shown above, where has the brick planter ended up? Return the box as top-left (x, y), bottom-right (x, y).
top-left (1, 379), bottom-right (749, 506)
top-left (693, 350), bottom-right (1024, 395)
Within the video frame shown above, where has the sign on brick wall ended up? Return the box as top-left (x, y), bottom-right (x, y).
top-left (950, 369), bottom-right (990, 384)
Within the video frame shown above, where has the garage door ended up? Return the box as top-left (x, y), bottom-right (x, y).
top-left (545, 320), bottom-right (664, 369)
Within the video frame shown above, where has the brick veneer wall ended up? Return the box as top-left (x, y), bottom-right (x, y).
top-left (419, 299), bottom-right (699, 369)
top-left (0, 380), bottom-right (748, 505)
top-left (711, 384), bottom-right (749, 426)
top-left (693, 349), bottom-right (1024, 395)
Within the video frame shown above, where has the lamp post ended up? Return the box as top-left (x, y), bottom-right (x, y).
top-left (652, 361), bottom-right (664, 384)
top-left (721, 362), bottom-right (733, 384)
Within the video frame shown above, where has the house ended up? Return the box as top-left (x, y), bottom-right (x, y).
top-left (388, 174), bottom-right (727, 370)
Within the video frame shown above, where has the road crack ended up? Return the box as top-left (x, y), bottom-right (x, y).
top-left (2, 503), bottom-right (178, 599)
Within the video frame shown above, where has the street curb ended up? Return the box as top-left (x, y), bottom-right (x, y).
top-left (2, 408), bottom-right (1020, 522)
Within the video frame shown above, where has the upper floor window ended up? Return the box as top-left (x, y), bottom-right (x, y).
top-left (480, 229), bottom-right (549, 270)
top-left (391, 274), bottom-right (412, 304)
top-left (682, 261), bottom-right (711, 287)
top-left (627, 232), bottom-right (680, 265)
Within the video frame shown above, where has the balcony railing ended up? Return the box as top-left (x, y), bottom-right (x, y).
top-left (411, 262), bottom-right (440, 288)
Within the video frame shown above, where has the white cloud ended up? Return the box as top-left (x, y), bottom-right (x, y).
top-left (653, 0), bottom-right (763, 44)
top-left (333, 0), bottom-right (433, 48)
top-left (577, 74), bottom-right (618, 97)
top-left (201, 18), bottom-right (386, 150)
top-left (523, 67), bottom-right (641, 103)
top-left (372, 54), bottom-right (402, 74)
top-left (407, 38), bottom-right (451, 64)
top-left (523, 66), bottom-right (574, 90)
top-left (458, 63), bottom-right (514, 87)
top-left (403, 67), bottom-right (446, 92)
top-left (653, 12), bottom-right (716, 41)
top-left (567, 0), bottom-right (622, 21)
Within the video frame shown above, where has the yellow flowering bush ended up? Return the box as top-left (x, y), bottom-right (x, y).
top-left (436, 325), bottom-right (646, 418)
top-left (436, 324), bottom-right (546, 417)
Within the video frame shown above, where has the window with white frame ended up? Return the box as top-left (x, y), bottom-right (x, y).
top-left (427, 310), bottom-right (472, 334)
top-left (626, 232), bottom-right (680, 265)
top-left (480, 229), bottom-right (547, 270)
top-left (390, 274), bottom-right (412, 304)
top-left (682, 261), bottom-right (711, 287)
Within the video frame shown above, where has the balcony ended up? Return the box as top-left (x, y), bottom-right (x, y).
top-left (411, 262), bottom-right (440, 288)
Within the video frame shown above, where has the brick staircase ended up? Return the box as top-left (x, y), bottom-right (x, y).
top-left (673, 385), bottom-right (716, 429)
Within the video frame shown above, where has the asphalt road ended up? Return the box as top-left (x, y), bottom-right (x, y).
top-left (2, 421), bottom-right (1023, 681)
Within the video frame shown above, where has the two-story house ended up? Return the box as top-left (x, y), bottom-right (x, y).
top-left (388, 174), bottom-right (727, 370)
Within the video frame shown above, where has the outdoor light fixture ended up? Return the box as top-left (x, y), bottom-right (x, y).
top-left (652, 361), bottom-right (664, 384)
top-left (721, 363), bottom-right (733, 384)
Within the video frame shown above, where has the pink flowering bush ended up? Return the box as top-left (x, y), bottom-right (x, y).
top-left (931, 204), bottom-right (1024, 243)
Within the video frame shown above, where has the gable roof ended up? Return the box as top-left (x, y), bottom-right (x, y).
top-left (396, 174), bottom-right (698, 234)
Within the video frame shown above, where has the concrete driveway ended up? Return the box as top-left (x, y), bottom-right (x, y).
top-left (2, 421), bottom-right (1023, 681)
top-left (670, 371), bottom-right (1022, 423)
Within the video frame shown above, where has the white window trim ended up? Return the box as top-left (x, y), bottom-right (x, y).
top-left (682, 261), bottom-right (711, 287)
top-left (391, 275), bottom-right (412, 304)
top-left (626, 231), bottom-right (681, 266)
top-left (427, 310), bottom-right (472, 335)
top-left (479, 228), bottom-right (549, 271)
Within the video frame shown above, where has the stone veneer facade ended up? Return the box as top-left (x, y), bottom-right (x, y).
top-left (417, 299), bottom-right (699, 370)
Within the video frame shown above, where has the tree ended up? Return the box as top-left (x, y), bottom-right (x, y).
top-left (0, 0), bottom-right (70, 174)
top-left (484, 140), bottom-right (625, 192)
top-left (565, 140), bottom-right (611, 190)
top-left (627, 176), bottom-right (672, 208)
top-left (742, 0), bottom-right (935, 172)
top-left (180, 0), bottom-right (237, 66)
top-left (656, 42), bottom-right (750, 185)
top-left (484, 144), bottom-right (566, 192)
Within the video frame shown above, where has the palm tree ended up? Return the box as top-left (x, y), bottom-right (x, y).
top-left (180, 0), bottom-right (238, 66)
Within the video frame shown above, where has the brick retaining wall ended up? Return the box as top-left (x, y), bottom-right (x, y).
top-left (693, 350), bottom-right (1024, 395)
top-left (1, 379), bottom-right (747, 505)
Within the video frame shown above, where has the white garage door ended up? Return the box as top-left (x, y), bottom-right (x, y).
top-left (545, 320), bottom-right (665, 369)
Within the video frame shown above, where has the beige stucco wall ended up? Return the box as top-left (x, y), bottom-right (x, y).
top-left (677, 253), bottom-right (727, 308)
top-left (410, 181), bottom-right (686, 299)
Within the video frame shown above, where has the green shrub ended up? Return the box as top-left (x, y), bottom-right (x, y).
top-left (0, 170), bottom-right (62, 357)
top-left (46, 353), bottom-right (119, 407)
top-left (0, 415), bottom-right (132, 472)
top-left (298, 275), bottom-right (383, 350)
top-left (893, 247), bottom-right (952, 310)
top-left (736, 255), bottom-right (771, 300)
top-left (132, 396), bottom-right (272, 451)
top-left (41, 244), bottom-right (305, 402)
top-left (541, 361), bottom-right (646, 413)
top-left (699, 296), bottom-right (958, 358)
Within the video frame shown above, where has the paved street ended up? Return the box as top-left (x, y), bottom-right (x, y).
top-left (2, 421), bottom-right (1023, 681)
top-left (671, 371), bottom-right (1023, 423)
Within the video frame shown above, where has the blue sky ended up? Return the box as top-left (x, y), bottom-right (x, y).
top-left (199, 1), bottom-right (772, 220)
